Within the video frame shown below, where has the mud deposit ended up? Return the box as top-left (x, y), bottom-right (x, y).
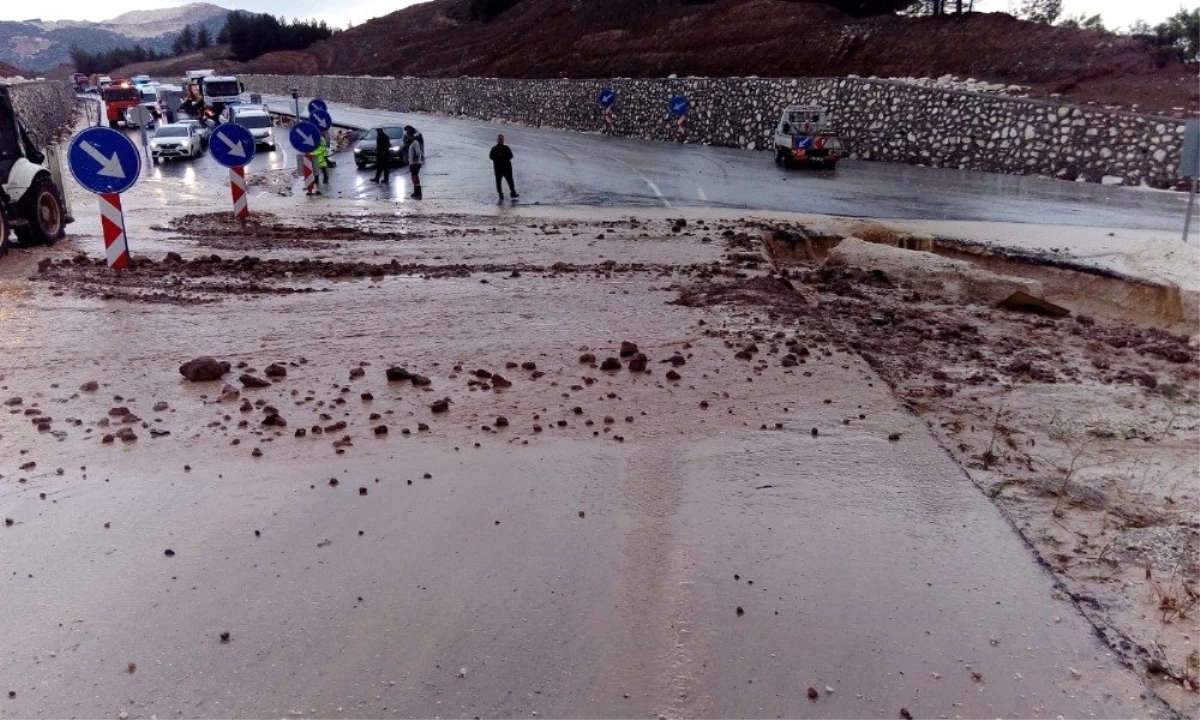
top-left (683, 226), bottom-right (1200, 716)
top-left (2, 208), bottom-right (1192, 718)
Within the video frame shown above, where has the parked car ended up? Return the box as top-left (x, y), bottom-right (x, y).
top-left (150, 123), bottom-right (204, 162)
top-left (353, 126), bottom-right (409, 169)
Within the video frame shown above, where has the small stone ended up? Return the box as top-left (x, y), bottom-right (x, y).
top-left (80, 381), bottom-right (99, 392)
top-left (239, 374), bottom-right (271, 389)
top-left (807, 687), bottom-right (818, 701)
top-left (521, 361), bottom-right (537, 371)
top-left (810, 427), bottom-right (818, 437)
top-left (295, 428), bottom-right (307, 437)
top-left (430, 398), bottom-right (450, 413)
top-left (579, 353), bottom-right (596, 364)
top-left (251, 448), bottom-right (263, 457)
top-left (4, 518), bottom-right (12, 527)
top-left (349, 367), bottom-right (365, 380)
top-left (359, 487), bottom-right (368, 495)
top-left (600, 357), bottom-right (622, 371)
top-left (220, 631), bottom-right (231, 643)
top-left (495, 416), bottom-right (509, 427)
top-left (116, 427), bottom-right (137, 442)
top-left (262, 414), bottom-right (287, 427)
top-left (736, 606), bottom-right (745, 616)
top-left (127, 662), bottom-right (136, 674)
top-left (628, 353), bottom-right (648, 372)
top-left (491, 374), bottom-right (512, 389)
top-left (888, 432), bottom-right (901, 441)
top-left (619, 341), bottom-right (639, 358)
top-left (411, 374), bottom-right (432, 387)
top-left (900, 710), bottom-right (912, 720)
top-left (665, 369), bottom-right (681, 381)
top-left (264, 363), bottom-right (288, 378)
top-left (163, 549), bottom-right (175, 557)
top-left (386, 367), bottom-right (412, 382)
top-left (179, 357), bottom-right (230, 382)
top-left (578, 510), bottom-right (585, 518)
top-left (373, 425), bottom-right (388, 436)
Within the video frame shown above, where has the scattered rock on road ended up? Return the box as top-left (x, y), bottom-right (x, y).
top-left (239, 374), bottom-right (271, 389)
top-left (179, 357), bottom-right (230, 382)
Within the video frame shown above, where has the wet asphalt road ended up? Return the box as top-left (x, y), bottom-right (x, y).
top-left (254, 95), bottom-right (1192, 231)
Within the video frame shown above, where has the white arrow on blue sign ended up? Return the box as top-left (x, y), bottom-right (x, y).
top-left (67, 127), bottom-right (141, 195)
top-left (289, 121), bottom-right (321, 153)
top-left (307, 98), bottom-right (328, 116)
top-left (598, 89), bottom-right (617, 108)
top-left (310, 109), bottom-right (333, 132)
top-left (669, 96), bottom-right (690, 117)
top-left (209, 123), bottom-right (257, 168)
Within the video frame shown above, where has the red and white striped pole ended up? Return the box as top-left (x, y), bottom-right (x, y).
top-left (677, 116), bottom-right (686, 143)
top-left (229, 165), bottom-right (249, 220)
top-left (301, 154), bottom-right (316, 194)
top-left (98, 192), bottom-right (130, 269)
top-left (604, 106), bottom-right (614, 135)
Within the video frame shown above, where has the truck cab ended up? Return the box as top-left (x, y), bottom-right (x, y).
top-left (773, 104), bottom-right (843, 170)
top-left (0, 86), bottom-right (68, 247)
top-left (101, 82), bottom-right (142, 128)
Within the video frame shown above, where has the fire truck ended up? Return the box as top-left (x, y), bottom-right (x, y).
top-left (101, 81), bottom-right (142, 128)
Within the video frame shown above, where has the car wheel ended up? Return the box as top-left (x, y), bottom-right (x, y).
top-left (14, 176), bottom-right (64, 245)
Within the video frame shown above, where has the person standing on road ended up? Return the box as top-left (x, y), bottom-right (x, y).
top-left (372, 128), bottom-right (391, 184)
top-left (489, 134), bottom-right (518, 202)
top-left (312, 132), bottom-right (331, 195)
top-left (405, 126), bottom-right (424, 200)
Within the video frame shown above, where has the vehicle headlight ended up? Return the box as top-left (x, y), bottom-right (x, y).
top-left (354, 147), bottom-right (362, 154)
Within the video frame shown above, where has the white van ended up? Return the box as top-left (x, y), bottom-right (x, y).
top-left (231, 108), bottom-right (276, 150)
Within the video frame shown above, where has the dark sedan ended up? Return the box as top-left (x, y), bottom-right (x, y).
top-left (353, 126), bottom-right (409, 169)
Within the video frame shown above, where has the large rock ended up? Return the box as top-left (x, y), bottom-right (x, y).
top-left (179, 357), bottom-right (231, 382)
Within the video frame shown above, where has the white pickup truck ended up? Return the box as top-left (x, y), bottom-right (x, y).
top-left (773, 105), bottom-right (843, 170)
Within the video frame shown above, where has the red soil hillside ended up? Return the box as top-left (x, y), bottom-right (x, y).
top-left (130, 0), bottom-right (1199, 114)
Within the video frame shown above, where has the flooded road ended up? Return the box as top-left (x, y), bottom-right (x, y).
top-left (258, 95), bottom-right (1191, 231)
top-left (0, 197), bottom-right (1169, 718)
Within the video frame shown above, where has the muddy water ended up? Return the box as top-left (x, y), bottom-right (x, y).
top-left (0, 208), bottom-right (1165, 717)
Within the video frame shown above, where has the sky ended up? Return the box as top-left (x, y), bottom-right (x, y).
top-left (0, 0), bottom-right (1189, 32)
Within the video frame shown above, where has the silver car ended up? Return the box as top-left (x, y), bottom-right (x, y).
top-left (150, 124), bottom-right (204, 162)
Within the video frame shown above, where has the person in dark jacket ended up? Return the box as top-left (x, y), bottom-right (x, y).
top-left (489, 134), bottom-right (518, 201)
top-left (372, 128), bottom-right (391, 183)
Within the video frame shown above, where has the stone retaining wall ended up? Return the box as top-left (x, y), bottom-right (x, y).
top-left (244, 74), bottom-right (1186, 188)
top-left (7, 80), bottom-right (78, 145)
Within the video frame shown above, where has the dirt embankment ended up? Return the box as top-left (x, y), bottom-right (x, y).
top-left (119, 0), bottom-right (1196, 115)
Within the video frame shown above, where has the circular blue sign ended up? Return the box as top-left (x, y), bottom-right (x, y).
top-left (307, 98), bottom-right (328, 116)
top-left (310, 109), bottom-right (333, 132)
top-left (669, 96), bottom-right (690, 117)
top-left (289, 121), bottom-right (321, 153)
top-left (67, 127), bottom-right (141, 195)
top-left (598, 89), bottom-right (617, 108)
top-left (208, 123), bottom-right (257, 168)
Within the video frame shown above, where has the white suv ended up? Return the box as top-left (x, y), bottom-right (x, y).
top-left (150, 123), bottom-right (204, 162)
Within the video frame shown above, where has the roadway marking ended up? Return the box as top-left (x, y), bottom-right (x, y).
top-left (605, 154), bottom-right (672, 208)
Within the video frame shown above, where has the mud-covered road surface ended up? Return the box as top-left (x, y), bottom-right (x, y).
top-left (2, 195), bottom-right (1189, 719)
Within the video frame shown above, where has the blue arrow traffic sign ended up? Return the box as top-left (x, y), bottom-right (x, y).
top-left (289, 121), bottom-right (321, 153)
top-left (669, 95), bottom-right (690, 117)
top-left (310, 109), bottom-right (333, 132)
top-left (209, 123), bottom-right (257, 168)
top-left (307, 98), bottom-right (328, 116)
top-left (67, 127), bottom-right (141, 195)
top-left (598, 89), bottom-right (617, 108)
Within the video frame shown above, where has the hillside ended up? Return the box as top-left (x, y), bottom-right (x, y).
top-left (127, 0), bottom-right (1197, 114)
top-left (1, 3), bottom-right (230, 72)
top-left (0, 60), bottom-right (28, 78)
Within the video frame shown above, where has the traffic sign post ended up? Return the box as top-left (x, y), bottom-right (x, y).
top-left (67, 127), bottom-right (141, 269)
top-left (1181, 119), bottom-right (1198, 244)
top-left (289, 121), bottom-right (322, 196)
top-left (99, 193), bottom-right (130, 268)
top-left (669, 96), bottom-right (690, 143)
top-left (598, 89), bottom-right (617, 135)
top-left (209, 123), bottom-right (257, 220)
top-left (126, 105), bottom-right (155, 165)
top-left (310, 109), bottom-right (333, 134)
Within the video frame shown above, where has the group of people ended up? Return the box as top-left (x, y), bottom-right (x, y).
top-left (357, 128), bottom-right (519, 202)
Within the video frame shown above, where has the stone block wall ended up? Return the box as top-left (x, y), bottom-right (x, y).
top-left (244, 74), bottom-right (1187, 188)
top-left (7, 80), bottom-right (78, 145)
